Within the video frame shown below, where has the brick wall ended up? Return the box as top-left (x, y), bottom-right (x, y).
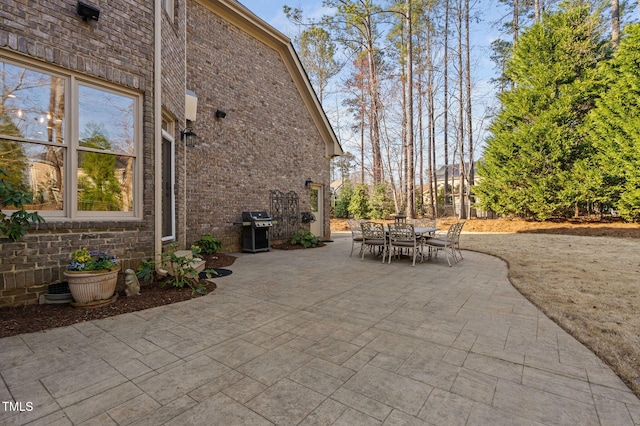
top-left (184, 1), bottom-right (331, 251)
top-left (160, 2), bottom-right (188, 247)
top-left (0, 0), bottom-right (335, 306)
top-left (0, 223), bottom-right (154, 306)
top-left (0, 0), bottom-right (156, 306)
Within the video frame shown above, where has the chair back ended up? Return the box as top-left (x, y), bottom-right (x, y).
top-left (361, 221), bottom-right (385, 240)
top-left (388, 223), bottom-right (416, 243)
top-left (409, 218), bottom-right (436, 228)
top-left (445, 221), bottom-right (465, 241)
top-left (347, 219), bottom-right (363, 238)
top-left (452, 221), bottom-right (465, 242)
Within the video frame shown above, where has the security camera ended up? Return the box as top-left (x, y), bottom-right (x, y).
top-left (77, 1), bottom-right (100, 22)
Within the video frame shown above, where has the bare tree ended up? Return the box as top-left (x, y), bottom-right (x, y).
top-left (286, 1), bottom-right (385, 182)
top-left (612, 0), bottom-right (620, 47)
top-left (513, 0), bottom-right (520, 44)
top-left (464, 0), bottom-right (474, 218)
top-left (295, 25), bottom-right (341, 104)
top-left (443, 0), bottom-right (451, 216)
top-left (404, 0), bottom-right (415, 218)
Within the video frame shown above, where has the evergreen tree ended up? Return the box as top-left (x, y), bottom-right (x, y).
top-left (335, 180), bottom-right (353, 218)
top-left (475, 3), bottom-right (606, 220)
top-left (349, 184), bottom-right (370, 219)
top-left (585, 23), bottom-right (640, 220)
top-left (368, 182), bottom-right (392, 219)
top-left (0, 114), bottom-right (29, 193)
top-left (78, 126), bottom-right (123, 211)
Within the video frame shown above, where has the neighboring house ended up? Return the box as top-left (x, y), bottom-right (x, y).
top-left (422, 162), bottom-right (486, 216)
top-left (0, 0), bottom-right (342, 306)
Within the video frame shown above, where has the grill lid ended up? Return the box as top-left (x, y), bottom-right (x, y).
top-left (242, 211), bottom-right (272, 221)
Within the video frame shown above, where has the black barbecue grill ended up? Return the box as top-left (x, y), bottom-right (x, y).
top-left (241, 211), bottom-right (273, 253)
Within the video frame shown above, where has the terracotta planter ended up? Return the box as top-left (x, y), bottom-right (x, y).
top-left (63, 268), bottom-right (119, 304)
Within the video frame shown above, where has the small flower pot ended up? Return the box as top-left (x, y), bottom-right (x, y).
top-left (63, 268), bottom-right (120, 304)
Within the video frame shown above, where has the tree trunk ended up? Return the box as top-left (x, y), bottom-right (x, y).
top-left (443, 0), bottom-right (450, 214)
top-left (366, 26), bottom-right (383, 184)
top-left (417, 34), bottom-right (425, 217)
top-left (513, 0), bottom-right (519, 44)
top-left (464, 0), bottom-right (474, 218)
top-left (612, 0), bottom-right (620, 47)
top-left (457, 0), bottom-right (467, 220)
top-left (360, 86), bottom-right (365, 184)
top-left (405, 0), bottom-right (415, 218)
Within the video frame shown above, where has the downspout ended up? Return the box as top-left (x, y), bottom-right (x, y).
top-left (154, 0), bottom-right (162, 263)
top-left (183, 1), bottom-right (188, 248)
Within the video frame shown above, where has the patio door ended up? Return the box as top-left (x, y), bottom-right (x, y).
top-left (310, 184), bottom-right (323, 237)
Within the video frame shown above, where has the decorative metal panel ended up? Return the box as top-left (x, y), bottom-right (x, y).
top-left (270, 190), bottom-right (299, 240)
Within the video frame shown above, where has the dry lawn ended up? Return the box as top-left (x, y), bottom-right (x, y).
top-left (332, 217), bottom-right (640, 397)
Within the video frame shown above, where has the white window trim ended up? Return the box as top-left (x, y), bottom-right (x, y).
top-left (162, 0), bottom-right (175, 23)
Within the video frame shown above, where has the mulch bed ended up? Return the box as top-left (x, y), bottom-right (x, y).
top-left (0, 252), bottom-right (237, 338)
top-left (271, 242), bottom-right (326, 250)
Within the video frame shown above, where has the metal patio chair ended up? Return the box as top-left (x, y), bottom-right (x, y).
top-left (408, 217), bottom-right (436, 228)
top-left (409, 217), bottom-right (437, 238)
top-left (361, 221), bottom-right (388, 263)
top-left (388, 223), bottom-right (422, 266)
top-left (423, 221), bottom-right (465, 266)
top-left (347, 219), bottom-right (364, 257)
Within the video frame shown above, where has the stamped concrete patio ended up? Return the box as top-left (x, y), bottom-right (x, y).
top-left (1, 232), bottom-right (639, 425)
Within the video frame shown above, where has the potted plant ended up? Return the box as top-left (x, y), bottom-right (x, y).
top-left (63, 248), bottom-right (120, 305)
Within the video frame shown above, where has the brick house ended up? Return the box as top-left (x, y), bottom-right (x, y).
top-left (0, 0), bottom-right (342, 306)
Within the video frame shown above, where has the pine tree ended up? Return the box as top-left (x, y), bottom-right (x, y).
top-left (475, 3), bottom-right (606, 220)
top-left (585, 23), bottom-right (640, 220)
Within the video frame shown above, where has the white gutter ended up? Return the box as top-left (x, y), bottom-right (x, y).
top-left (154, 0), bottom-right (162, 263)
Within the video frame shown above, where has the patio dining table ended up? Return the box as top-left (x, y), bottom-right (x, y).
top-left (412, 226), bottom-right (438, 237)
top-left (384, 225), bottom-right (439, 264)
top-left (383, 226), bottom-right (439, 243)
top-left (384, 225), bottom-right (438, 235)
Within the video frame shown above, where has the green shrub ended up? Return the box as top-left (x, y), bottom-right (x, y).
top-left (0, 168), bottom-right (45, 241)
top-left (348, 184), bottom-right (370, 219)
top-left (334, 181), bottom-right (353, 218)
top-left (160, 243), bottom-right (209, 295)
top-left (368, 183), bottom-right (393, 220)
top-left (291, 229), bottom-right (320, 248)
top-left (196, 234), bottom-right (222, 254)
top-left (136, 257), bottom-right (155, 283)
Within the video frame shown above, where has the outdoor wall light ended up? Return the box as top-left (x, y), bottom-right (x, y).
top-left (181, 127), bottom-right (197, 147)
top-left (305, 178), bottom-right (313, 189)
top-left (77, 1), bottom-right (100, 21)
top-left (215, 110), bottom-right (227, 119)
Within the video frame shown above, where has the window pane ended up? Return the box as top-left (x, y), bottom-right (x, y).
top-left (78, 85), bottom-right (134, 154)
top-left (0, 139), bottom-right (64, 210)
top-left (310, 188), bottom-right (319, 211)
top-left (0, 61), bottom-right (65, 143)
top-left (77, 151), bottom-right (133, 212)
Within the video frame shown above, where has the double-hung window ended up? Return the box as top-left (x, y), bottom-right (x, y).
top-left (0, 57), bottom-right (140, 219)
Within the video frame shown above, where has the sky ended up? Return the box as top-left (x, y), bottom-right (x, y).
top-left (236, 0), bottom-right (509, 162)
top-left (237, 0), bottom-right (507, 82)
